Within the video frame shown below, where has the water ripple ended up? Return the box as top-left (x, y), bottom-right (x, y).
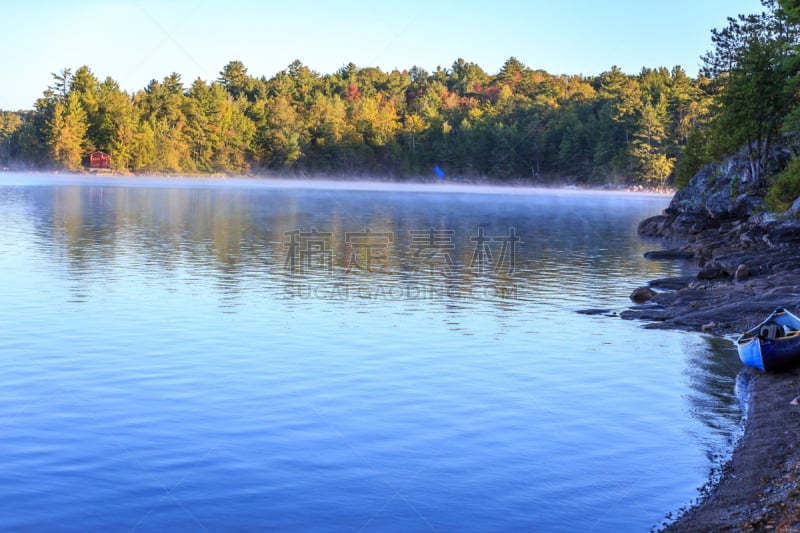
top-left (0, 177), bottom-right (740, 532)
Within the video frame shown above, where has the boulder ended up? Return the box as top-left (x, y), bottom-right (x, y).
top-left (638, 214), bottom-right (671, 237)
top-left (630, 286), bottom-right (657, 303)
top-left (701, 322), bottom-right (717, 333)
top-left (735, 264), bottom-right (751, 282)
top-left (767, 222), bottom-right (800, 246)
top-left (705, 190), bottom-right (737, 219)
top-left (733, 194), bottom-right (761, 218)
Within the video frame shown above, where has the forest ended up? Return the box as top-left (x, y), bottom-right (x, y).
top-left (0, 58), bottom-right (708, 186)
top-left (2, 0), bottom-right (800, 207)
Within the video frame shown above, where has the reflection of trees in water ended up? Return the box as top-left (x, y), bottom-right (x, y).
top-left (681, 334), bottom-right (744, 460)
top-left (28, 184), bottom-right (682, 310)
top-left (27, 182), bottom-right (746, 436)
top-left (32, 185), bottom-right (281, 306)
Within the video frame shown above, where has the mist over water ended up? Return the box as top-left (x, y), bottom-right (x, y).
top-left (0, 175), bottom-right (741, 532)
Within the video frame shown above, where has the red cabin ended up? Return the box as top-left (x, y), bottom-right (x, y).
top-left (88, 150), bottom-right (110, 169)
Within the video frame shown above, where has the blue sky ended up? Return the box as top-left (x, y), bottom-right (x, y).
top-left (2, 0), bottom-right (762, 110)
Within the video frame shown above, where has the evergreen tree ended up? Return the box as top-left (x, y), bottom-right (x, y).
top-left (49, 68), bottom-right (72, 100)
top-left (631, 94), bottom-right (674, 185)
top-left (260, 95), bottom-right (305, 168)
top-left (101, 80), bottom-right (139, 171)
top-left (219, 60), bottom-right (249, 100)
top-left (46, 91), bottom-right (89, 170)
top-left (70, 66), bottom-right (100, 147)
top-left (703, 2), bottom-right (800, 186)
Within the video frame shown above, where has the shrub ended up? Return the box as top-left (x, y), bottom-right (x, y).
top-left (766, 156), bottom-right (800, 212)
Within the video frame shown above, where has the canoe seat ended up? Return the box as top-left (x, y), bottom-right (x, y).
top-left (759, 323), bottom-right (800, 340)
top-left (760, 323), bottom-right (784, 339)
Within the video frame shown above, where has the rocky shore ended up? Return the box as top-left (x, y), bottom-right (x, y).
top-left (620, 152), bottom-right (800, 531)
top-left (626, 213), bottom-right (800, 337)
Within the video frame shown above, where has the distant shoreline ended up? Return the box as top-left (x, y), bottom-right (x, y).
top-left (0, 169), bottom-right (676, 196)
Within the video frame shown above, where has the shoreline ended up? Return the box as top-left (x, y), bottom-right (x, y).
top-left (627, 211), bottom-right (800, 531)
top-left (0, 168), bottom-right (676, 195)
top-left (664, 368), bottom-right (800, 531)
top-left (0, 171), bottom-right (676, 199)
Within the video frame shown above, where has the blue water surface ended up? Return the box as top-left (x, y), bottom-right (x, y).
top-left (0, 175), bottom-right (742, 532)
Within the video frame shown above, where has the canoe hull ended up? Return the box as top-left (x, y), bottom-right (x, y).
top-left (737, 337), bottom-right (765, 372)
top-left (736, 307), bottom-right (800, 372)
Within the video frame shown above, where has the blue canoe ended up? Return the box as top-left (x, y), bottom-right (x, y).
top-left (737, 306), bottom-right (800, 372)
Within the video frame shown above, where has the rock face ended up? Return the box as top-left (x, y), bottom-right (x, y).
top-left (627, 145), bottom-right (800, 335)
top-left (638, 146), bottom-right (789, 242)
top-left (667, 159), bottom-right (754, 221)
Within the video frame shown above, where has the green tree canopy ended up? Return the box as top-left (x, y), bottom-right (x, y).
top-left (4, 56), bottom-right (727, 186)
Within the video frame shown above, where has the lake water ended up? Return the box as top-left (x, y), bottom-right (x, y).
top-left (0, 175), bottom-right (742, 532)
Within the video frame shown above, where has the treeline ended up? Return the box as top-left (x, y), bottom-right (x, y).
top-left (2, 2), bottom-right (799, 207)
top-left (0, 57), bottom-right (713, 185)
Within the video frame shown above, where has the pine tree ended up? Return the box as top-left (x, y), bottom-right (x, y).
top-left (46, 91), bottom-right (88, 170)
top-left (703, 3), bottom-right (799, 186)
top-left (631, 94), bottom-right (674, 185)
top-left (97, 77), bottom-right (138, 170)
